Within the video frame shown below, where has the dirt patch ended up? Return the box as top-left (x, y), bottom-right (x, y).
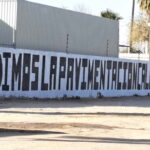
top-left (0, 122), bottom-right (116, 131)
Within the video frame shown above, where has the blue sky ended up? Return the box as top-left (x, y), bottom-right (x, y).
top-left (28, 0), bottom-right (141, 45)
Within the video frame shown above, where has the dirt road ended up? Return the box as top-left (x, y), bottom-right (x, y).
top-left (0, 96), bottom-right (150, 150)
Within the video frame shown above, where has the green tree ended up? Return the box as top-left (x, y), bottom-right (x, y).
top-left (101, 9), bottom-right (122, 21)
top-left (138, 0), bottom-right (150, 15)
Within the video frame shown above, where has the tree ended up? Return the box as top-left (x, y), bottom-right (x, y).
top-left (138, 0), bottom-right (150, 57)
top-left (129, 15), bottom-right (149, 52)
top-left (101, 9), bottom-right (122, 21)
top-left (73, 4), bottom-right (92, 14)
top-left (131, 15), bottom-right (149, 43)
top-left (138, 0), bottom-right (150, 15)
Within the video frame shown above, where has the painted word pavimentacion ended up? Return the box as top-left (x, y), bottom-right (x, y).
top-left (0, 51), bottom-right (149, 91)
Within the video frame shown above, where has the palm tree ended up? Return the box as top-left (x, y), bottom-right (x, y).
top-left (139, 0), bottom-right (150, 59)
top-left (138, 0), bottom-right (150, 15)
top-left (101, 9), bottom-right (122, 21)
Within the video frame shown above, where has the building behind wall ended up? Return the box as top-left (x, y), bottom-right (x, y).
top-left (0, 0), bottom-right (17, 47)
top-left (0, 0), bottom-right (119, 57)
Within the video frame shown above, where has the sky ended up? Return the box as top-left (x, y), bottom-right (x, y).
top-left (28, 0), bottom-right (141, 45)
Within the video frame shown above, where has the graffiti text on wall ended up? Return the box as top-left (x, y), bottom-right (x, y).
top-left (0, 50), bottom-right (149, 92)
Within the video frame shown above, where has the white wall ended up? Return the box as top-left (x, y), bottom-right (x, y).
top-left (0, 47), bottom-right (150, 98)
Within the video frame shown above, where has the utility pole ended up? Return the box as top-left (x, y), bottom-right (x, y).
top-left (106, 40), bottom-right (109, 56)
top-left (129, 0), bottom-right (135, 53)
top-left (148, 23), bottom-right (150, 60)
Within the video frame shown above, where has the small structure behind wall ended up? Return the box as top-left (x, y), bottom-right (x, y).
top-left (0, 0), bottom-right (17, 47)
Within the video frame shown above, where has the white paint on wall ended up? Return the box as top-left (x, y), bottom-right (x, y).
top-left (0, 47), bottom-right (150, 98)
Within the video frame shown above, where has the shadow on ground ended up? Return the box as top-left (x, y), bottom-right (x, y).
top-left (35, 136), bottom-right (150, 145)
top-left (0, 110), bottom-right (150, 117)
top-left (0, 128), bottom-right (66, 137)
top-left (0, 96), bottom-right (150, 109)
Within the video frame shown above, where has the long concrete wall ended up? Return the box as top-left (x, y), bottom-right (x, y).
top-left (0, 47), bottom-right (149, 98)
top-left (16, 0), bottom-right (119, 57)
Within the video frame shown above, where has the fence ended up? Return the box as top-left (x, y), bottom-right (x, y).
top-left (119, 53), bottom-right (149, 61)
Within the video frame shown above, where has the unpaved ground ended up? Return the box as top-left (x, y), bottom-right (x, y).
top-left (0, 96), bottom-right (150, 150)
